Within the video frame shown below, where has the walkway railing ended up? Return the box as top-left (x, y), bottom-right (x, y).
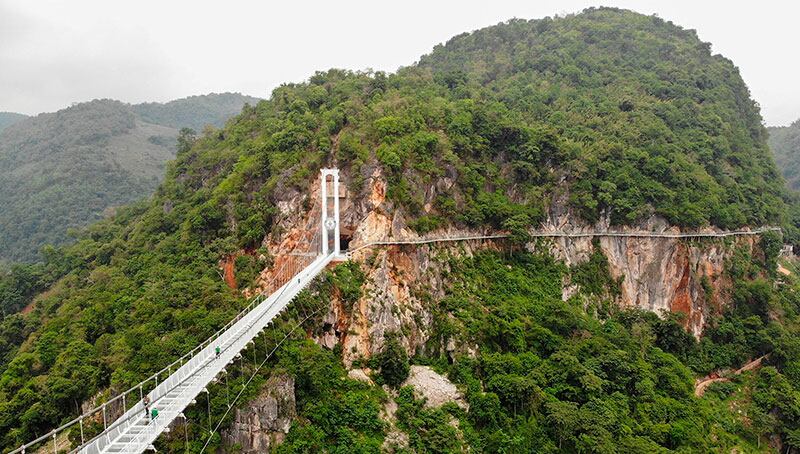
top-left (347, 226), bottom-right (782, 255)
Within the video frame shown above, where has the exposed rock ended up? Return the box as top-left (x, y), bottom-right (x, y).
top-left (401, 365), bottom-right (467, 410)
top-left (348, 368), bottom-right (375, 385)
top-left (250, 166), bottom-right (761, 368)
top-left (380, 392), bottom-right (410, 453)
top-left (222, 374), bottom-right (296, 453)
top-left (542, 212), bottom-right (754, 337)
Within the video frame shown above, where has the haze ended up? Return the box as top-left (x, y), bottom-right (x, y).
top-left (1, 0), bottom-right (797, 126)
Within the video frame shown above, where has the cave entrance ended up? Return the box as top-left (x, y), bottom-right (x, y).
top-left (340, 227), bottom-right (354, 252)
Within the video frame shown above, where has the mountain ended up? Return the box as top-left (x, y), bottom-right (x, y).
top-left (0, 112), bottom-right (28, 133)
top-left (769, 120), bottom-right (800, 190)
top-left (132, 92), bottom-right (262, 131)
top-left (0, 93), bottom-right (260, 263)
top-left (1, 8), bottom-right (799, 453)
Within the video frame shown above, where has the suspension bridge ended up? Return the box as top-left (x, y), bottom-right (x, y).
top-left (8, 167), bottom-right (783, 454)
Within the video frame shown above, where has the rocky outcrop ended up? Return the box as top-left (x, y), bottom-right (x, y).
top-left (402, 366), bottom-right (467, 410)
top-left (222, 374), bottom-right (296, 453)
top-left (543, 213), bottom-right (755, 337)
top-left (251, 167), bottom-right (758, 363)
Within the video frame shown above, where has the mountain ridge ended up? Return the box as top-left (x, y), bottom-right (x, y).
top-left (0, 93), bottom-right (261, 263)
top-left (0, 112), bottom-right (28, 134)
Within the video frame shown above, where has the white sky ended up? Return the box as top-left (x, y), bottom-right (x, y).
top-left (1, 0), bottom-right (798, 126)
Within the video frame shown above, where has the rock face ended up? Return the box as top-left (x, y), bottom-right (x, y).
top-left (222, 374), bottom-right (296, 453)
top-left (543, 213), bottom-right (755, 337)
top-left (249, 167), bottom-right (760, 363)
top-left (402, 366), bottom-right (467, 410)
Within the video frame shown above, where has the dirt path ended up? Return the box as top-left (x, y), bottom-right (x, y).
top-left (695, 354), bottom-right (769, 397)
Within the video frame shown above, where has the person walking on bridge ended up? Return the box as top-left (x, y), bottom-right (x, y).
top-left (215, 345), bottom-right (221, 359)
top-left (143, 395), bottom-right (151, 421)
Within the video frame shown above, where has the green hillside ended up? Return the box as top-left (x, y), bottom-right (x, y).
top-left (0, 112), bottom-right (27, 133)
top-left (0, 93), bottom-right (258, 263)
top-left (1, 7), bottom-right (799, 453)
top-left (133, 92), bottom-right (262, 131)
top-left (769, 120), bottom-right (800, 190)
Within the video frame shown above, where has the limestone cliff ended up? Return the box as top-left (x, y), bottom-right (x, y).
top-left (245, 167), bottom-right (757, 365)
top-left (222, 374), bottom-right (296, 453)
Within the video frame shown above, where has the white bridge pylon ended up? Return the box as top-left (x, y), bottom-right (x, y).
top-left (320, 168), bottom-right (342, 257)
top-left (19, 169), bottom-right (343, 454)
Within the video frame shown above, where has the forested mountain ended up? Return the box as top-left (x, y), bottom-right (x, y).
top-left (132, 92), bottom-right (262, 131)
top-left (769, 120), bottom-right (800, 190)
top-left (0, 112), bottom-right (27, 133)
top-left (2, 8), bottom-right (800, 453)
top-left (0, 93), bottom-right (259, 263)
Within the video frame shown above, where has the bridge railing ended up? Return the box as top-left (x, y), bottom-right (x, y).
top-left (9, 227), bottom-right (322, 454)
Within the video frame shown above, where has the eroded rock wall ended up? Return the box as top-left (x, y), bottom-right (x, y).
top-left (543, 214), bottom-right (755, 337)
top-left (249, 168), bottom-right (757, 360)
top-left (222, 374), bottom-right (296, 453)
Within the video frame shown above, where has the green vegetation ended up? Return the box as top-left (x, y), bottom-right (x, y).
top-left (0, 93), bottom-right (257, 263)
top-left (132, 92), bottom-right (262, 131)
top-left (377, 332), bottom-right (411, 387)
top-left (276, 340), bottom-right (386, 453)
top-left (0, 112), bottom-right (27, 133)
top-left (0, 6), bottom-right (798, 453)
top-left (769, 120), bottom-right (800, 190)
top-left (413, 248), bottom-right (800, 452)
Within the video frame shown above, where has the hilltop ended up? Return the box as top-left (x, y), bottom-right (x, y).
top-left (1, 8), bottom-right (799, 453)
top-left (132, 92), bottom-right (262, 131)
top-left (0, 93), bottom-right (260, 263)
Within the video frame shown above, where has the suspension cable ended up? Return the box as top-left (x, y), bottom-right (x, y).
top-left (199, 308), bottom-right (320, 453)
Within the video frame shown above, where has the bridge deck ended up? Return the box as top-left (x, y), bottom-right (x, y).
top-left (79, 253), bottom-right (335, 454)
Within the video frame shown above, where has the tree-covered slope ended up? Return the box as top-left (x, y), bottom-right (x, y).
top-left (0, 112), bottom-right (27, 134)
top-left (132, 92), bottom-right (262, 131)
top-left (0, 100), bottom-right (178, 263)
top-left (0, 93), bottom-right (257, 263)
top-left (0, 7), bottom-right (797, 453)
top-left (409, 9), bottom-right (786, 229)
top-left (769, 120), bottom-right (800, 190)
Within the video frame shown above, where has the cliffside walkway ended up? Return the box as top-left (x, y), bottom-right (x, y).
top-left (347, 226), bottom-right (782, 255)
top-left (695, 354), bottom-right (770, 397)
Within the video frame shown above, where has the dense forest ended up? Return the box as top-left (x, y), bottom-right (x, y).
top-left (0, 112), bottom-right (27, 133)
top-left (769, 120), bottom-right (800, 191)
top-left (1, 7), bottom-right (799, 453)
top-left (0, 93), bottom-right (259, 264)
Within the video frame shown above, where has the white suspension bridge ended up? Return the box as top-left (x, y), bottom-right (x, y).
top-left (8, 168), bottom-right (782, 454)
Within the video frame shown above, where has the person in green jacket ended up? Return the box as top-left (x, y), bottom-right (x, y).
top-left (215, 346), bottom-right (221, 359)
top-left (151, 408), bottom-right (159, 420)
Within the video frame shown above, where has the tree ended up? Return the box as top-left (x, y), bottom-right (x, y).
top-left (176, 127), bottom-right (197, 154)
top-left (378, 332), bottom-right (410, 387)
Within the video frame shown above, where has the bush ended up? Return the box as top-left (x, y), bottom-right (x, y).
top-left (378, 332), bottom-right (410, 387)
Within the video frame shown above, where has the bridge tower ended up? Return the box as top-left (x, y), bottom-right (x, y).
top-left (320, 168), bottom-right (341, 256)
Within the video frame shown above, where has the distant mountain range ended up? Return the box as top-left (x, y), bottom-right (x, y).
top-left (768, 120), bottom-right (800, 190)
top-left (0, 112), bottom-right (28, 133)
top-left (0, 93), bottom-right (260, 263)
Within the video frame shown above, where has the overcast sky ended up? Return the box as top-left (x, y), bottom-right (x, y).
top-left (1, 0), bottom-right (797, 126)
